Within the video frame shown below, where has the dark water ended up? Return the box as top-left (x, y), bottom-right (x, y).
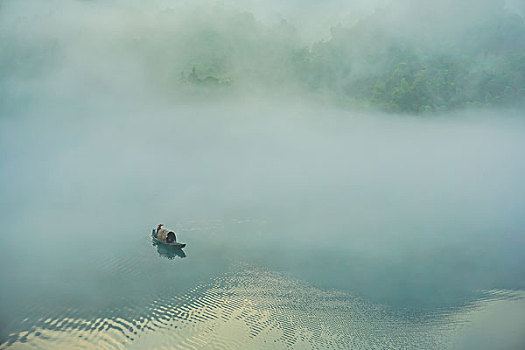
top-left (1, 104), bottom-right (525, 349)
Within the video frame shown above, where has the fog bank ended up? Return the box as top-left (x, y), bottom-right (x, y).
top-left (1, 0), bottom-right (524, 113)
top-left (1, 3), bottom-right (525, 348)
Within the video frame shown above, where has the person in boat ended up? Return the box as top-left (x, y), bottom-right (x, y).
top-left (154, 224), bottom-right (178, 244)
top-left (166, 231), bottom-right (176, 243)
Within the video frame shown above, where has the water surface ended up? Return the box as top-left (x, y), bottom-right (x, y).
top-left (1, 104), bottom-right (525, 349)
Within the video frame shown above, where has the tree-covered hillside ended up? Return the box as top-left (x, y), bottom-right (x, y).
top-left (1, 0), bottom-right (524, 114)
top-left (291, 5), bottom-right (525, 113)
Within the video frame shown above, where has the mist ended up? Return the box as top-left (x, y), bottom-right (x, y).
top-left (2, 0), bottom-right (525, 112)
top-left (1, 0), bottom-right (525, 349)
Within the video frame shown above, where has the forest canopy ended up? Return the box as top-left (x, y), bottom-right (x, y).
top-left (1, 0), bottom-right (524, 114)
top-left (291, 2), bottom-right (525, 113)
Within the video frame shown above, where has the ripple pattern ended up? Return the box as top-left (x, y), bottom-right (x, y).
top-left (2, 267), bottom-right (523, 349)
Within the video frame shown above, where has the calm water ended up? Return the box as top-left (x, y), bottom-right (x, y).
top-left (1, 104), bottom-right (525, 349)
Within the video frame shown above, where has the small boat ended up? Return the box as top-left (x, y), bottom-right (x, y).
top-left (152, 227), bottom-right (186, 248)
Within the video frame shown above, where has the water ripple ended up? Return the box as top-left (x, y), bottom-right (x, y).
top-left (2, 267), bottom-right (523, 349)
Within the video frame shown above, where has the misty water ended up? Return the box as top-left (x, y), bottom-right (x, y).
top-left (2, 0), bottom-right (525, 349)
top-left (2, 102), bottom-right (524, 349)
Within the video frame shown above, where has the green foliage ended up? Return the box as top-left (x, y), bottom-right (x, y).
top-left (287, 11), bottom-right (525, 113)
top-left (6, 1), bottom-right (523, 114)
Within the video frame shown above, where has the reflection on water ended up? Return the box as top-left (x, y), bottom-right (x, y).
top-left (153, 240), bottom-right (187, 259)
top-left (1, 265), bottom-right (524, 349)
top-left (0, 215), bottom-right (524, 349)
top-left (1, 106), bottom-right (525, 349)
top-left (0, 216), bottom-right (524, 350)
top-left (0, 219), bottom-right (525, 350)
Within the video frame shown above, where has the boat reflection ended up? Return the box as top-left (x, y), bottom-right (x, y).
top-left (152, 240), bottom-right (187, 259)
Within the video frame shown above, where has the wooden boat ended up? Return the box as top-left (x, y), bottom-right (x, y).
top-left (152, 228), bottom-right (186, 248)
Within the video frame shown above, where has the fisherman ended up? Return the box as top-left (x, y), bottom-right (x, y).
top-left (156, 224), bottom-right (163, 233)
